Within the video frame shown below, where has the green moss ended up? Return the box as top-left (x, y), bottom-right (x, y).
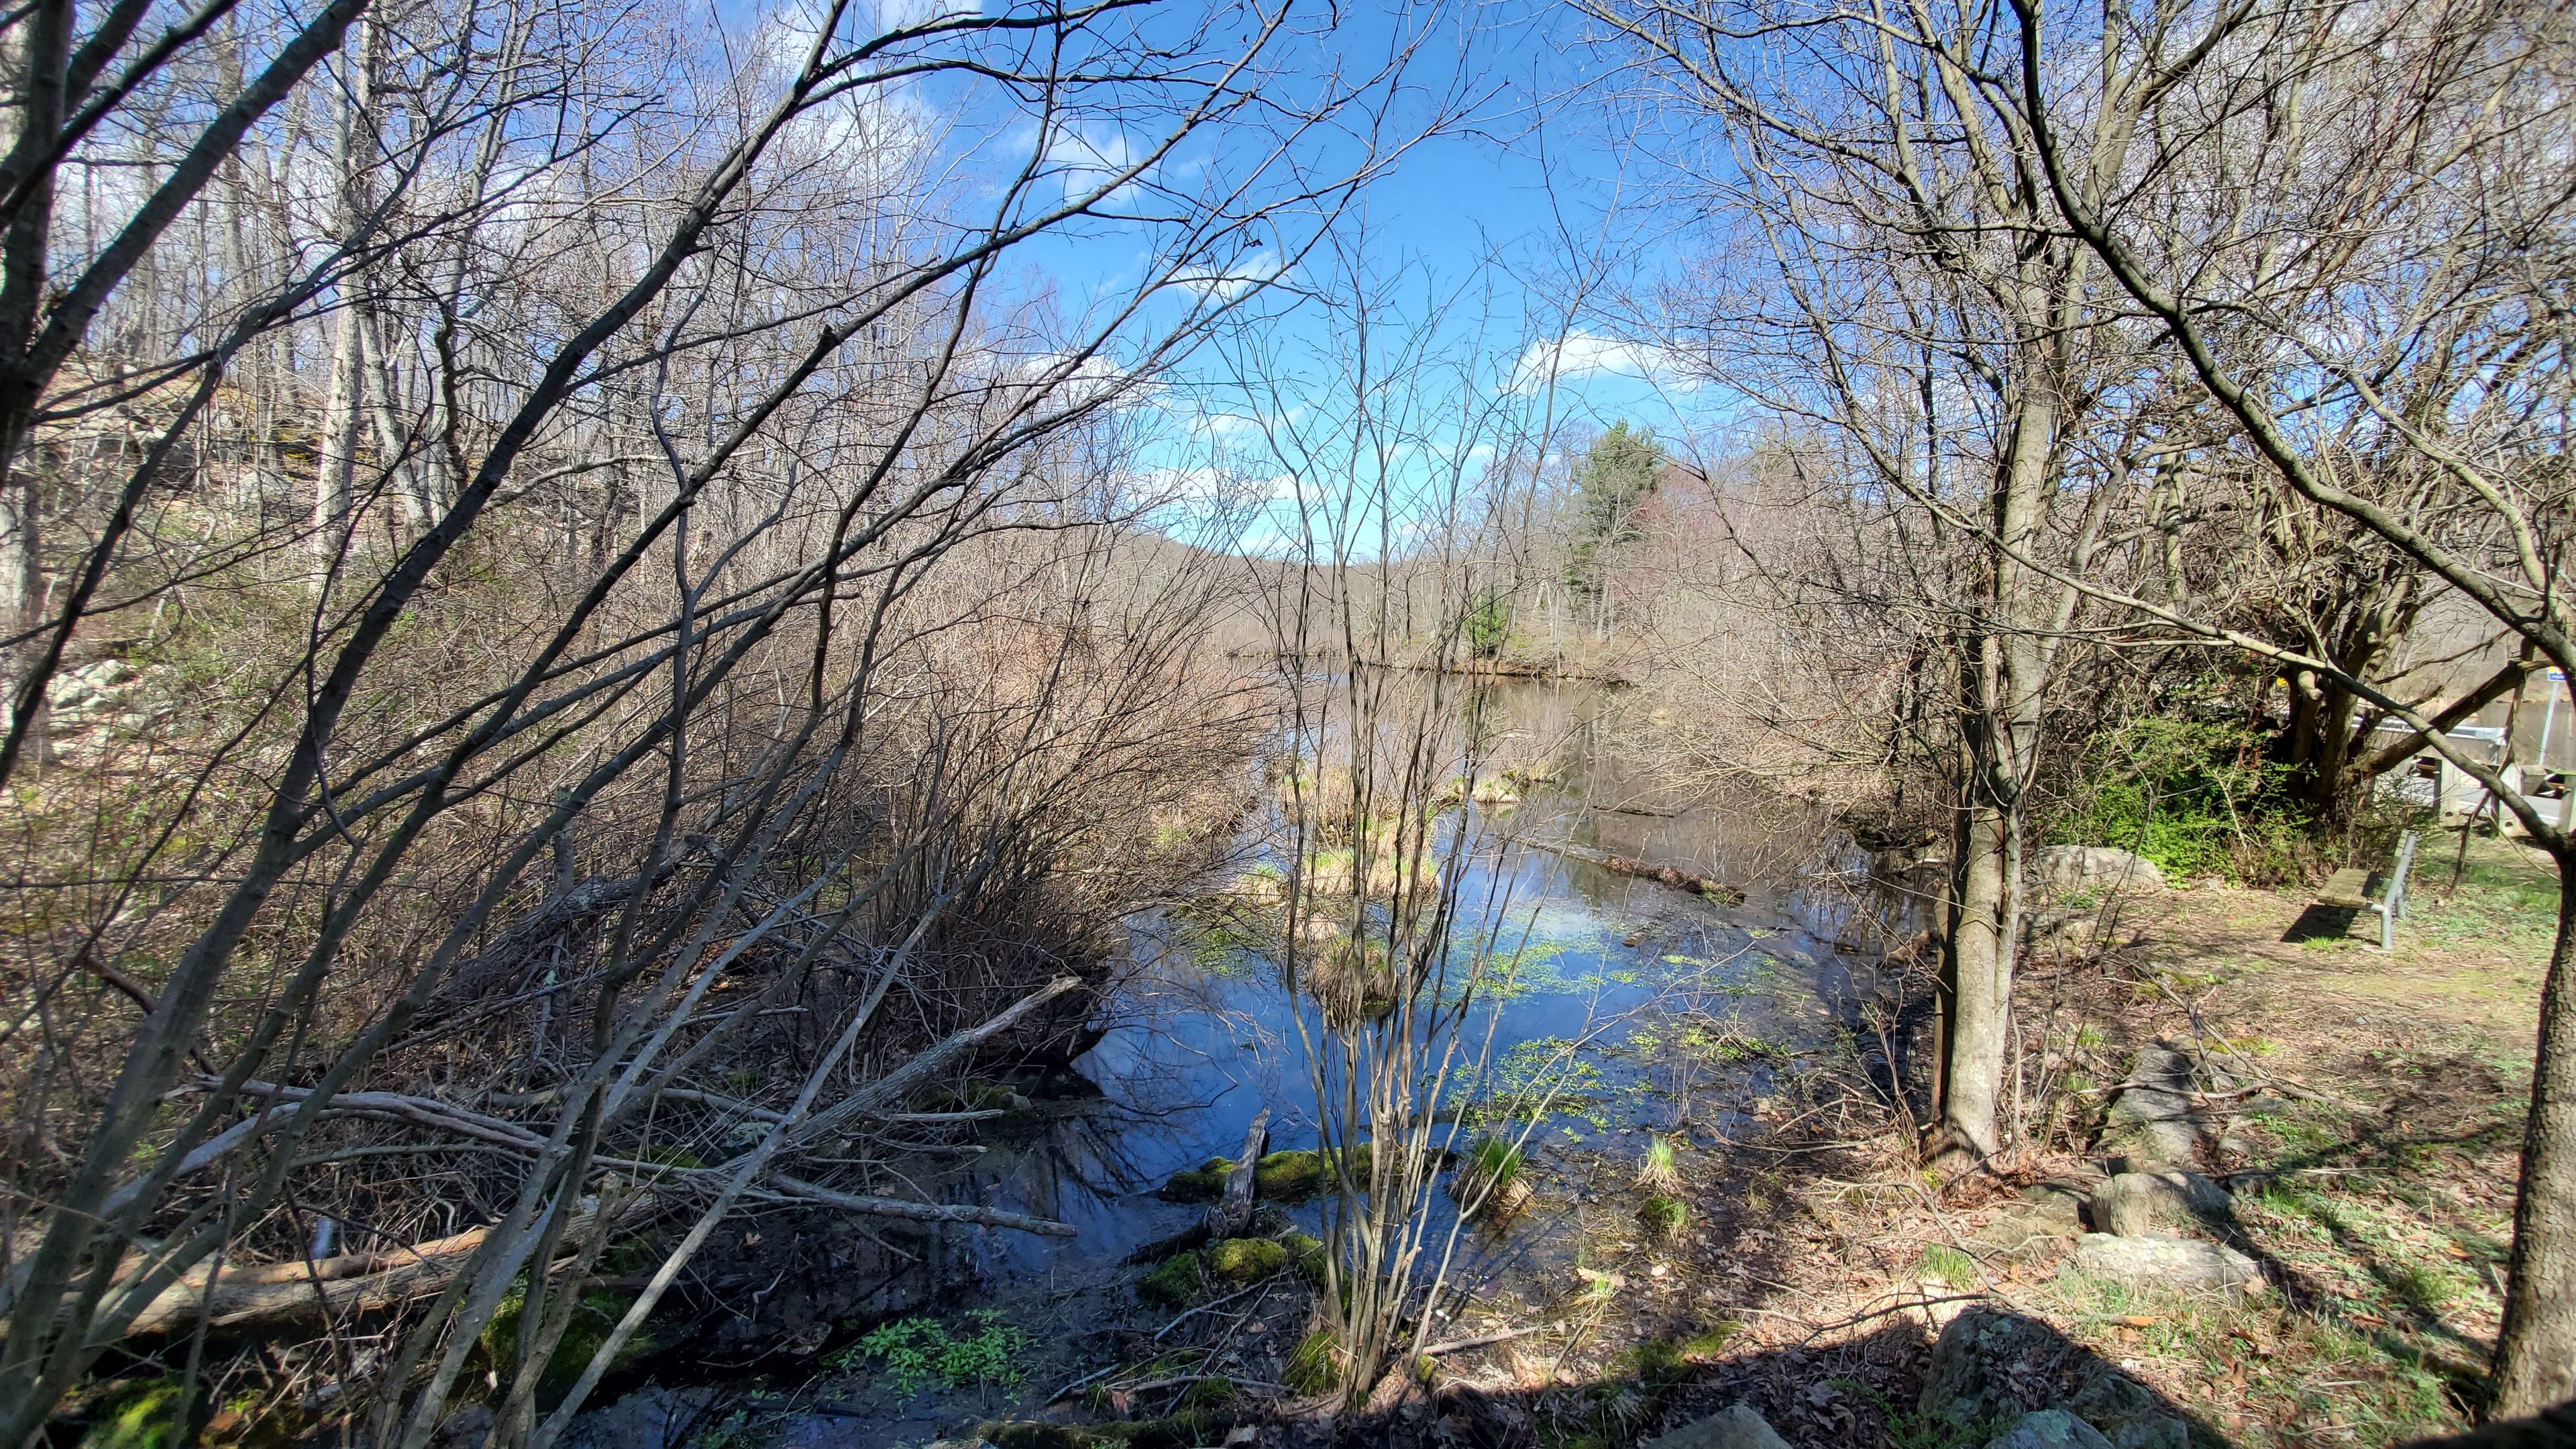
top-left (1155, 1157), bottom-right (1235, 1202)
top-left (1138, 1251), bottom-right (1203, 1307)
top-left (78, 1382), bottom-right (184, 1449)
top-left (478, 1284), bottom-right (657, 1405)
top-left (1678, 1320), bottom-right (1741, 1359)
top-left (1178, 1376), bottom-right (1235, 1411)
top-left (1638, 1193), bottom-right (1687, 1239)
top-left (1281, 1232), bottom-right (1327, 1284)
top-left (1283, 1330), bottom-right (1343, 1395)
top-left (1169, 1146), bottom-right (1368, 1204)
top-left (1253, 1149), bottom-right (1322, 1199)
top-left (1613, 1338), bottom-right (1691, 1389)
top-left (1205, 1237), bottom-right (1287, 1283)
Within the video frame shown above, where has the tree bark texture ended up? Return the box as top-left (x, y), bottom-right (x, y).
top-left (2492, 858), bottom-right (2576, 1415)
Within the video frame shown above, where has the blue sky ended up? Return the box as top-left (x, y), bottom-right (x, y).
top-left (873, 0), bottom-right (1723, 555)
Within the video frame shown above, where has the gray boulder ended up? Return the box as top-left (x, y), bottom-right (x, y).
top-left (1919, 1308), bottom-right (2187, 1447)
top-left (2096, 1044), bottom-right (2204, 1172)
top-left (1919, 1308), bottom-right (2063, 1427)
top-left (2092, 1170), bottom-right (2231, 1237)
top-left (2068, 1362), bottom-right (2191, 1449)
top-left (2033, 846), bottom-right (2165, 896)
top-left (1640, 1404), bottom-right (1791, 1449)
top-left (1991, 1410), bottom-right (2115, 1449)
top-left (2070, 1232), bottom-right (2260, 1292)
top-left (1973, 1183), bottom-right (2088, 1261)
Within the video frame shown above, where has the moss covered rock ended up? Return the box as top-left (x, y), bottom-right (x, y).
top-left (1205, 1236), bottom-right (1287, 1283)
top-left (1281, 1232), bottom-right (1326, 1284)
top-left (1154, 1158), bottom-right (1234, 1203)
top-left (1136, 1250), bottom-right (1203, 1307)
top-left (1250, 1149), bottom-right (1322, 1199)
top-left (1159, 1144), bottom-right (1372, 1205)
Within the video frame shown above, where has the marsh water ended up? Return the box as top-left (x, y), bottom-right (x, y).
top-left (566, 679), bottom-right (1929, 1448)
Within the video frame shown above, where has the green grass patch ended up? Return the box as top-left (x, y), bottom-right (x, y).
top-left (1920, 1244), bottom-right (1979, 1289)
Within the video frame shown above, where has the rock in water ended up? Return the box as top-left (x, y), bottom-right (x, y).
top-left (2071, 1232), bottom-right (2260, 1291)
top-left (2092, 1170), bottom-right (2231, 1237)
top-left (2033, 846), bottom-right (2165, 895)
top-left (2096, 1044), bottom-right (2203, 1171)
top-left (1640, 1404), bottom-right (1792, 1449)
top-left (1992, 1409), bottom-right (2116, 1449)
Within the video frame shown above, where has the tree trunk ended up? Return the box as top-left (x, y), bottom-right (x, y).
top-left (313, 301), bottom-right (364, 557)
top-left (309, 14), bottom-right (373, 560)
top-left (1939, 798), bottom-right (2010, 1161)
top-left (2491, 854), bottom-right (2576, 1415)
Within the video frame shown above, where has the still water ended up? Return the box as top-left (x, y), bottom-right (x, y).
top-left (567, 680), bottom-right (1921, 1446)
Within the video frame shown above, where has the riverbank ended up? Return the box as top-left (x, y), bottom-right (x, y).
top-left (679, 832), bottom-right (2541, 1449)
top-left (462, 797), bottom-right (2549, 1449)
top-left (1426, 830), bottom-right (2545, 1449)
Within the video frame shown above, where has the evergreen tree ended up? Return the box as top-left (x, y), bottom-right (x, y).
top-left (1566, 421), bottom-right (1663, 606)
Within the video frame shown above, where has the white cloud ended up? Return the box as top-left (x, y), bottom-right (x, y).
top-left (1046, 127), bottom-right (1150, 208)
top-left (1175, 248), bottom-right (1287, 303)
top-left (1014, 352), bottom-right (1138, 409)
top-left (1509, 331), bottom-right (1702, 395)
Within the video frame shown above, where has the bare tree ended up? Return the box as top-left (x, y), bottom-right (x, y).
top-left (0, 0), bottom-right (1442, 1437)
top-left (1580, 0), bottom-right (2204, 1169)
top-left (1992, 0), bottom-right (2574, 1410)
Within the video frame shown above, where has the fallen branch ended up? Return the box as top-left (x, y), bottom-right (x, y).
top-left (1150, 1279), bottom-right (1278, 1340)
top-left (1520, 840), bottom-right (1745, 904)
top-left (123, 1227), bottom-right (497, 1336)
top-left (1419, 1322), bottom-right (1560, 1356)
top-left (759, 1174), bottom-right (1075, 1236)
top-left (789, 975), bottom-right (1084, 1146)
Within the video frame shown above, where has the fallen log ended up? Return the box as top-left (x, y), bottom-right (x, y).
top-left (759, 1175), bottom-right (1076, 1237)
top-left (1124, 1108), bottom-right (1271, 1266)
top-left (122, 1226), bottom-right (496, 1336)
top-left (1204, 1109), bottom-right (1270, 1241)
top-left (1523, 840), bottom-right (1745, 904)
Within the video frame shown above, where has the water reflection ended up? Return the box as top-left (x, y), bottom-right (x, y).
top-left (587, 678), bottom-right (1933, 1439)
